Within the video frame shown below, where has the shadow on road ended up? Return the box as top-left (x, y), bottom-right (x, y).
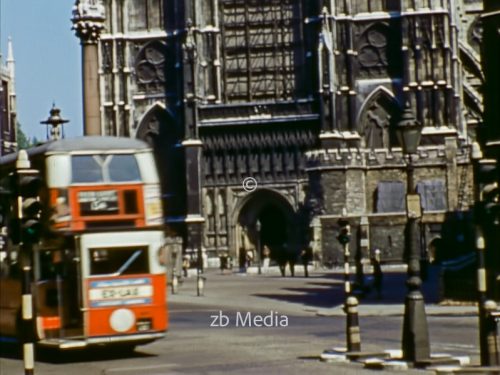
top-left (0, 343), bottom-right (155, 364)
top-left (251, 271), bottom-right (441, 309)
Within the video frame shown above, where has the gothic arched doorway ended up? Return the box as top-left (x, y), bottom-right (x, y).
top-left (234, 189), bottom-right (297, 269)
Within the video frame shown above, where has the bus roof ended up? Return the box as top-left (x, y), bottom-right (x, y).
top-left (1, 136), bottom-right (152, 166)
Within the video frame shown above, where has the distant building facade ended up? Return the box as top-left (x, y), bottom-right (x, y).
top-left (90, 0), bottom-right (485, 265)
top-left (0, 38), bottom-right (17, 156)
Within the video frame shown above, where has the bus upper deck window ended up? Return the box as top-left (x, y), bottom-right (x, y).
top-left (71, 154), bottom-right (141, 184)
top-left (108, 155), bottom-right (141, 182)
top-left (71, 156), bottom-right (103, 183)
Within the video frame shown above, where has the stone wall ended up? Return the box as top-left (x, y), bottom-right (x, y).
top-left (308, 140), bottom-right (473, 263)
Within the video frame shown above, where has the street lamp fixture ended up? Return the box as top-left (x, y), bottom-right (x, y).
top-left (256, 219), bottom-right (262, 275)
top-left (40, 104), bottom-right (69, 141)
top-left (395, 104), bottom-right (430, 363)
top-left (395, 104), bottom-right (423, 155)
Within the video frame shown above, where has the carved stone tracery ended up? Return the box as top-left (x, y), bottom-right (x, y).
top-left (202, 124), bottom-right (317, 185)
top-left (357, 23), bottom-right (391, 78)
top-left (468, 17), bottom-right (483, 55)
top-left (134, 41), bottom-right (167, 91)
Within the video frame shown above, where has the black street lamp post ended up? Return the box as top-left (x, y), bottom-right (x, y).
top-left (256, 220), bottom-right (262, 275)
top-left (395, 105), bottom-right (431, 363)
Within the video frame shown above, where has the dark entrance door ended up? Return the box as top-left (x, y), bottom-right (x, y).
top-left (257, 205), bottom-right (287, 261)
top-left (236, 189), bottom-right (297, 266)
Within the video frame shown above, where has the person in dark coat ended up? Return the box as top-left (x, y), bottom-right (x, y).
top-left (239, 247), bottom-right (247, 272)
top-left (300, 246), bottom-right (312, 277)
top-left (372, 249), bottom-right (383, 299)
top-left (285, 244), bottom-right (296, 277)
top-left (219, 252), bottom-right (228, 274)
top-left (288, 254), bottom-right (296, 277)
top-left (182, 255), bottom-right (190, 278)
top-left (277, 246), bottom-right (287, 277)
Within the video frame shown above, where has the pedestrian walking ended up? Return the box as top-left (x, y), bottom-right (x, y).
top-left (285, 244), bottom-right (296, 277)
top-left (262, 245), bottom-right (271, 268)
top-left (245, 249), bottom-right (254, 269)
top-left (300, 246), bottom-right (312, 277)
top-left (239, 247), bottom-right (247, 272)
top-left (219, 252), bottom-right (228, 274)
top-left (277, 246), bottom-right (287, 277)
top-left (372, 249), bottom-right (383, 299)
top-left (288, 254), bottom-right (296, 277)
top-left (182, 255), bottom-right (190, 278)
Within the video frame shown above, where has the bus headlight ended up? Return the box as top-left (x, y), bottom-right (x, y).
top-left (109, 308), bottom-right (135, 333)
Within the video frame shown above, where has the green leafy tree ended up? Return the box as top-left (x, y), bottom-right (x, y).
top-left (31, 136), bottom-right (40, 146)
top-left (16, 122), bottom-right (33, 149)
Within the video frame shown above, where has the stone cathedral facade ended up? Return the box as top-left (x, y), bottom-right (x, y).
top-left (90, 0), bottom-right (485, 265)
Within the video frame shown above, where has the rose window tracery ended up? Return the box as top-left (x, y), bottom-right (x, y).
top-left (134, 41), bottom-right (166, 90)
top-left (357, 23), bottom-right (390, 77)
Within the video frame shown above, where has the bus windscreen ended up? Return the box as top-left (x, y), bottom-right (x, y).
top-left (89, 247), bottom-right (149, 276)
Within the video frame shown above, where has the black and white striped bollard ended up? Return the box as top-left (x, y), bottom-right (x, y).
top-left (345, 296), bottom-right (361, 352)
top-left (22, 265), bottom-right (35, 375)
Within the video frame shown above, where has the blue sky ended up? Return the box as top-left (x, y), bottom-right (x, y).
top-left (1, 0), bottom-right (83, 141)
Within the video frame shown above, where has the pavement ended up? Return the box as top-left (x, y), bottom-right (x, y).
top-left (0, 264), bottom-right (484, 375)
top-left (169, 267), bottom-right (484, 374)
top-left (170, 264), bottom-right (479, 318)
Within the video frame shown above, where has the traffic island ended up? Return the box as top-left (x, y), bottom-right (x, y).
top-left (361, 352), bottom-right (470, 371)
top-left (320, 346), bottom-right (472, 371)
top-left (320, 347), bottom-right (390, 364)
top-left (430, 366), bottom-right (500, 374)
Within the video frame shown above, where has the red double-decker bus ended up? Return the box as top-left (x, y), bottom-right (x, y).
top-left (0, 136), bottom-right (168, 350)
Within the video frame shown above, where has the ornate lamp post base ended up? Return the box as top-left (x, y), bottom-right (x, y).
top-left (402, 286), bottom-right (430, 362)
top-left (401, 218), bottom-right (431, 364)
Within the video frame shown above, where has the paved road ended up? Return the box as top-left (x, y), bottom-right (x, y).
top-left (0, 268), bottom-right (480, 375)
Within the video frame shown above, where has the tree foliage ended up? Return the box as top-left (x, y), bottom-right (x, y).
top-left (16, 122), bottom-right (34, 149)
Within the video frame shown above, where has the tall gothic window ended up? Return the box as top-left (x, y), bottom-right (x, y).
top-left (354, 0), bottom-right (400, 12)
top-left (220, 0), bottom-right (305, 103)
top-left (128, 0), bottom-right (163, 31)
